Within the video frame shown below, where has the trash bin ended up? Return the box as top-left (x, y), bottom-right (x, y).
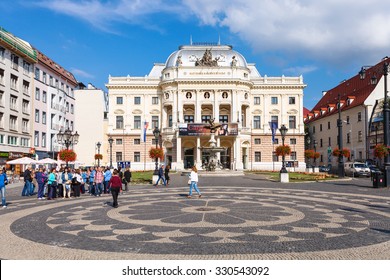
top-left (373, 172), bottom-right (385, 188)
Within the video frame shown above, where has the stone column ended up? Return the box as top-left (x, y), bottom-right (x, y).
top-left (196, 137), bottom-right (201, 169)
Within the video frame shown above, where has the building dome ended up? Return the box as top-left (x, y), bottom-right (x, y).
top-left (165, 44), bottom-right (248, 68)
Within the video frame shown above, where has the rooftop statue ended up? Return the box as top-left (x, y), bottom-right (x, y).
top-left (195, 49), bottom-right (219, 67)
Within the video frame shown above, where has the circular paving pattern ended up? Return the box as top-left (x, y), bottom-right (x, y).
top-left (1, 185), bottom-right (389, 259)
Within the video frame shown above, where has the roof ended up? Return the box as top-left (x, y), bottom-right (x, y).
top-left (35, 49), bottom-right (78, 86)
top-left (0, 26), bottom-right (37, 62)
top-left (305, 56), bottom-right (390, 123)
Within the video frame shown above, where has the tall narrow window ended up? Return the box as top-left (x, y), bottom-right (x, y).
top-left (253, 116), bottom-right (261, 129)
top-left (134, 116), bottom-right (141, 129)
top-left (152, 116), bottom-right (159, 128)
top-left (289, 116), bottom-right (296, 129)
top-left (116, 116), bottom-right (124, 129)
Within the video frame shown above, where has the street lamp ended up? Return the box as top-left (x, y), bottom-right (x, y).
top-left (108, 137), bottom-right (113, 169)
top-left (153, 127), bottom-right (160, 175)
top-left (279, 124), bottom-right (288, 176)
top-left (359, 61), bottom-right (390, 187)
top-left (56, 128), bottom-right (79, 166)
top-left (337, 93), bottom-right (345, 178)
top-left (96, 142), bottom-right (101, 167)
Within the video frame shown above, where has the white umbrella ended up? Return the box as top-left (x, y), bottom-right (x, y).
top-left (37, 158), bottom-right (58, 164)
top-left (7, 157), bottom-right (38, 165)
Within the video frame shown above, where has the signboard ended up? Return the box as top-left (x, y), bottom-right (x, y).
top-left (179, 123), bottom-right (238, 136)
top-left (117, 161), bottom-right (131, 169)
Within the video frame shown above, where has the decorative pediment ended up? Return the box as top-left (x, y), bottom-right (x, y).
top-left (287, 109), bottom-right (298, 114)
top-left (241, 141), bottom-right (251, 147)
top-left (150, 109), bottom-right (160, 114)
top-left (132, 109), bottom-right (143, 114)
top-left (270, 109), bottom-right (280, 114)
top-left (114, 109), bottom-right (125, 114)
top-left (252, 109), bottom-right (262, 114)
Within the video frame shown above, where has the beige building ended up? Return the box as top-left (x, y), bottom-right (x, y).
top-left (106, 43), bottom-right (306, 171)
top-left (304, 57), bottom-right (390, 168)
top-left (74, 83), bottom-right (108, 167)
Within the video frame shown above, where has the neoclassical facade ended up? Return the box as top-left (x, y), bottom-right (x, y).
top-left (106, 44), bottom-right (306, 171)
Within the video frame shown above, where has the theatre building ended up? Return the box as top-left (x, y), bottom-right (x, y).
top-left (106, 43), bottom-right (306, 171)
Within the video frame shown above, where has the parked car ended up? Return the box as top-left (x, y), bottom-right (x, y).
top-left (344, 162), bottom-right (371, 177)
top-left (368, 165), bottom-right (381, 174)
top-left (319, 165), bottom-right (331, 173)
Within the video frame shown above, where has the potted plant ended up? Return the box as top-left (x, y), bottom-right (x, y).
top-left (275, 144), bottom-right (291, 157)
top-left (149, 147), bottom-right (164, 160)
top-left (374, 144), bottom-right (390, 167)
top-left (332, 147), bottom-right (351, 159)
top-left (94, 154), bottom-right (103, 160)
top-left (59, 149), bottom-right (77, 162)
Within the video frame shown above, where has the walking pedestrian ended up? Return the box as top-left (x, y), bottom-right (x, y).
top-left (123, 166), bottom-right (132, 191)
top-left (187, 165), bottom-right (201, 198)
top-left (47, 168), bottom-right (57, 200)
top-left (164, 165), bottom-right (170, 185)
top-left (0, 168), bottom-right (8, 208)
top-left (153, 164), bottom-right (166, 187)
top-left (21, 165), bottom-right (33, 196)
top-left (108, 169), bottom-right (122, 208)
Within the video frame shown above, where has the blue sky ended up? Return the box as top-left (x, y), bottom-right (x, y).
top-left (2, 0), bottom-right (390, 110)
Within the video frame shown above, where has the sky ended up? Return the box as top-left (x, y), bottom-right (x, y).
top-left (1, 0), bottom-right (390, 110)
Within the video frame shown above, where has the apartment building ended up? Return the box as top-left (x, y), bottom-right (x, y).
top-left (304, 56), bottom-right (390, 167)
top-left (107, 43), bottom-right (306, 171)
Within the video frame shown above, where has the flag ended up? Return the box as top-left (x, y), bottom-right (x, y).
top-left (269, 122), bottom-right (277, 143)
top-left (143, 121), bottom-right (149, 142)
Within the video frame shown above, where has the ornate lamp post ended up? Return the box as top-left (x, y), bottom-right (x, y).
top-left (108, 137), bottom-right (113, 169)
top-left (279, 124), bottom-right (289, 183)
top-left (337, 93), bottom-right (345, 178)
top-left (152, 127), bottom-right (160, 175)
top-left (56, 128), bottom-right (79, 166)
top-left (359, 61), bottom-right (390, 187)
top-left (313, 139), bottom-right (318, 167)
top-left (96, 142), bottom-right (101, 167)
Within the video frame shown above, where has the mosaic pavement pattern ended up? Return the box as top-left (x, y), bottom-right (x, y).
top-left (1, 185), bottom-right (389, 259)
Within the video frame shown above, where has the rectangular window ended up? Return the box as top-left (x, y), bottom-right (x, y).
top-left (358, 112), bottom-right (362, 121)
top-left (254, 97), bottom-right (260, 105)
top-left (152, 97), bottom-right (159, 105)
top-left (202, 115), bottom-right (211, 123)
top-left (43, 72), bottom-right (47, 84)
top-left (21, 137), bottom-right (29, 147)
top-left (116, 139), bottom-right (123, 145)
top-left (273, 138), bottom-right (279, 145)
top-left (42, 91), bottom-right (47, 103)
top-left (11, 54), bottom-right (19, 70)
top-left (152, 116), bottom-right (159, 128)
top-left (271, 97), bottom-right (278, 104)
top-left (271, 116), bottom-right (278, 128)
top-left (35, 88), bottom-right (40, 100)
top-left (290, 138), bottom-right (296, 145)
top-left (289, 116), bottom-right (296, 129)
top-left (219, 115), bottom-right (228, 123)
top-left (272, 151), bottom-right (279, 162)
top-left (0, 69), bottom-right (4, 85)
top-left (328, 121), bottom-right (331, 129)
top-left (253, 116), bottom-right (261, 129)
top-left (320, 124), bottom-right (322, 131)
top-left (134, 97), bottom-right (141, 105)
top-left (168, 115), bottom-right (172, 127)
top-left (134, 152), bottom-right (141, 162)
top-left (23, 61), bottom-right (30, 75)
top-left (10, 95), bottom-right (18, 110)
top-left (8, 136), bottom-right (18, 145)
top-left (116, 97), bottom-right (123, 104)
top-left (254, 138), bottom-right (261, 144)
top-left (255, 152), bottom-right (261, 162)
top-left (35, 109), bottom-right (40, 122)
top-left (10, 74), bottom-right (18, 90)
top-left (184, 115), bottom-right (194, 123)
top-left (346, 116), bottom-right (350, 124)
top-left (70, 104), bottom-right (74, 114)
top-left (289, 97), bottom-right (296, 104)
top-left (312, 126), bottom-right (316, 133)
top-left (358, 131), bottom-right (362, 142)
top-left (0, 47), bottom-right (4, 60)
top-left (49, 76), bottom-right (53, 86)
top-left (22, 119), bottom-right (28, 132)
top-left (35, 67), bottom-right (40, 80)
top-left (42, 112), bottom-right (46, 124)
top-left (115, 152), bottom-right (123, 162)
top-left (116, 116), bottom-right (124, 129)
top-left (320, 139), bottom-right (323, 147)
top-left (134, 116), bottom-right (141, 129)
top-left (134, 139), bottom-right (141, 145)
top-left (42, 132), bottom-right (46, 147)
top-left (290, 151), bottom-right (297, 161)
top-left (34, 131), bottom-right (39, 147)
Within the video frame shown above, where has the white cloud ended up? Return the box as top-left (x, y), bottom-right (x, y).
top-left (283, 65), bottom-right (317, 75)
top-left (34, 0), bottom-right (390, 65)
top-left (70, 68), bottom-right (94, 79)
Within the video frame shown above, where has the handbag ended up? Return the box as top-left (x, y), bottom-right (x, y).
top-left (187, 179), bottom-right (191, 185)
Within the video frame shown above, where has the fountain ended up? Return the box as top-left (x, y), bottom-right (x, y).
top-left (199, 119), bottom-right (227, 171)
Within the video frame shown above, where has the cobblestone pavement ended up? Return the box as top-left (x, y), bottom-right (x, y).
top-left (0, 173), bottom-right (389, 260)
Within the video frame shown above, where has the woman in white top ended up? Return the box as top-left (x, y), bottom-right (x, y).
top-left (188, 166), bottom-right (201, 198)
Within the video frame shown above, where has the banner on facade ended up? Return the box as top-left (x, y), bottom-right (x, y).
top-left (179, 123), bottom-right (238, 136)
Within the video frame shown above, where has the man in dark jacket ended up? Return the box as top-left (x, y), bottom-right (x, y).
top-left (123, 167), bottom-right (132, 191)
top-left (21, 165), bottom-right (33, 196)
top-left (153, 164), bottom-right (166, 187)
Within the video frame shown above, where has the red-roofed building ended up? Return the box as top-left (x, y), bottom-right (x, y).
top-left (304, 56), bottom-right (390, 169)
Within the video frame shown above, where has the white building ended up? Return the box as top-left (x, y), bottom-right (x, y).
top-left (106, 43), bottom-right (306, 171)
top-left (0, 27), bottom-right (37, 170)
top-left (74, 83), bottom-right (108, 167)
